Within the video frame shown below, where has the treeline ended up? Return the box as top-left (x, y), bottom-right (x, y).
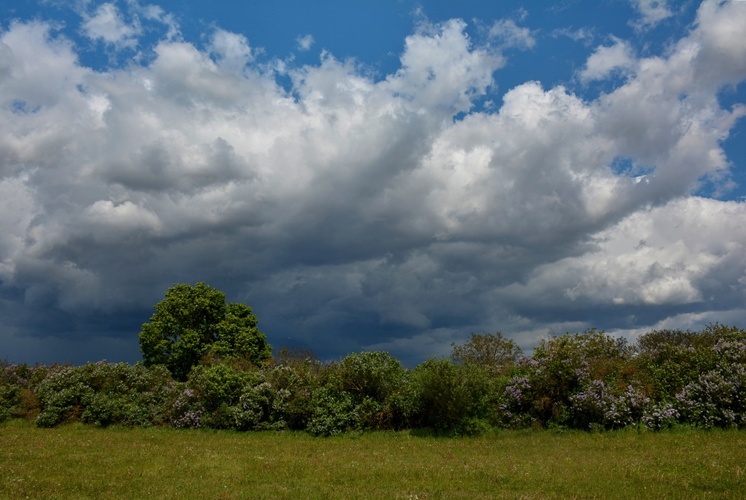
top-left (2, 324), bottom-right (745, 435)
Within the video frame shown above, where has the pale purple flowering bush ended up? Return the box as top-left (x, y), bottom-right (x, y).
top-left (640, 402), bottom-right (679, 430)
top-left (35, 362), bottom-right (177, 428)
top-left (568, 380), bottom-right (650, 430)
top-left (674, 364), bottom-right (746, 428)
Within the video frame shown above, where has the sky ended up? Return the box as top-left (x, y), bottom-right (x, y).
top-left (1, 0), bottom-right (746, 367)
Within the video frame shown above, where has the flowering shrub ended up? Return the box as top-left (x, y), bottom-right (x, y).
top-left (168, 388), bottom-right (205, 428)
top-left (35, 362), bottom-right (178, 428)
top-left (451, 332), bottom-right (522, 375)
top-left (0, 362), bottom-right (55, 421)
top-left (0, 384), bottom-right (18, 422)
top-left (674, 364), bottom-right (746, 429)
top-left (568, 380), bottom-right (650, 430)
top-left (636, 324), bottom-right (746, 400)
top-left (498, 374), bottom-right (535, 429)
top-left (5, 325), bottom-right (746, 435)
top-left (510, 330), bottom-right (637, 428)
top-left (640, 402), bottom-right (679, 431)
top-left (336, 351), bottom-right (408, 430)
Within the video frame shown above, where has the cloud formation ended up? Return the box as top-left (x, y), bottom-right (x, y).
top-left (488, 19), bottom-right (536, 50)
top-left (1, 1), bottom-right (745, 365)
top-left (82, 2), bottom-right (140, 48)
top-left (630, 0), bottom-right (673, 30)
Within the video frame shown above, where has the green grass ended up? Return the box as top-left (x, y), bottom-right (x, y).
top-left (1, 421), bottom-right (745, 499)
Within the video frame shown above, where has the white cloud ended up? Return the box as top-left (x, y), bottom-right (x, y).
top-left (630, 0), bottom-right (673, 30)
top-left (385, 19), bottom-right (503, 113)
top-left (690, 0), bottom-right (746, 88)
top-left (296, 34), bottom-right (314, 52)
top-left (85, 200), bottom-right (161, 234)
top-left (488, 19), bottom-right (536, 50)
top-left (579, 37), bottom-right (635, 83)
top-left (209, 29), bottom-right (253, 73)
top-left (81, 2), bottom-right (140, 48)
top-left (502, 197), bottom-right (746, 308)
top-left (552, 27), bottom-right (594, 44)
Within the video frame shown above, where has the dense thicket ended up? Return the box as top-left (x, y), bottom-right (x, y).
top-left (2, 324), bottom-right (745, 435)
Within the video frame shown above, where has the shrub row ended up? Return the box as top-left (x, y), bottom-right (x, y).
top-left (2, 324), bottom-right (745, 435)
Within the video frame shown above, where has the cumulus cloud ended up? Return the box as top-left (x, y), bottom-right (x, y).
top-left (502, 198), bottom-right (746, 309)
top-left (488, 19), bottom-right (536, 50)
top-left (579, 37), bottom-right (635, 83)
top-left (296, 34), bottom-right (314, 52)
top-left (630, 0), bottom-right (673, 30)
top-left (209, 29), bottom-right (254, 73)
top-left (81, 2), bottom-right (140, 48)
top-left (0, 1), bottom-right (745, 365)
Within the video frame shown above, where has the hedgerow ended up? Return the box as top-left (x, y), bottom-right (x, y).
top-left (3, 324), bottom-right (746, 435)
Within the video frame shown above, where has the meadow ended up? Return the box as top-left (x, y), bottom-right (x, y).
top-left (1, 420), bottom-right (745, 499)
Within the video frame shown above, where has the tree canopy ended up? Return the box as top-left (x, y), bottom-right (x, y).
top-left (139, 282), bottom-right (271, 380)
top-left (450, 332), bottom-right (522, 375)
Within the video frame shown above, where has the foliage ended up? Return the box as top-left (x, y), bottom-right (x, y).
top-left (35, 362), bottom-right (177, 428)
top-left (305, 384), bottom-right (358, 436)
top-left (0, 384), bottom-right (18, 423)
top-left (4, 323), bottom-right (746, 435)
top-left (567, 378), bottom-right (650, 431)
top-left (672, 336), bottom-right (746, 428)
top-left (513, 329), bottom-right (636, 428)
top-left (229, 381), bottom-right (290, 431)
top-left (451, 332), bottom-right (522, 375)
top-left (139, 283), bottom-right (271, 380)
top-left (635, 324), bottom-right (746, 401)
top-left (0, 362), bottom-right (50, 421)
top-left (264, 354), bottom-right (325, 430)
top-left (336, 351), bottom-right (408, 429)
top-left (411, 358), bottom-right (497, 435)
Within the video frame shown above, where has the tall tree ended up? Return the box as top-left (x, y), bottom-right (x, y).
top-left (139, 283), bottom-right (271, 380)
top-left (451, 332), bottom-right (522, 375)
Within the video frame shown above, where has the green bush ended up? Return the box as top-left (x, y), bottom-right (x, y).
top-left (522, 329), bottom-right (635, 428)
top-left (263, 357), bottom-right (325, 430)
top-left (411, 358), bottom-right (496, 435)
top-left (0, 362), bottom-right (52, 420)
top-left (228, 382), bottom-right (290, 431)
top-left (184, 363), bottom-right (261, 428)
top-left (336, 351), bottom-right (407, 429)
top-left (0, 385), bottom-right (19, 422)
top-left (35, 362), bottom-right (178, 428)
top-left (8, 323), bottom-right (746, 435)
top-left (636, 324), bottom-right (746, 402)
top-left (306, 385), bottom-right (357, 436)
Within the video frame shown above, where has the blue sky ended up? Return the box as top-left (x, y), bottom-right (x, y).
top-left (1, 0), bottom-right (746, 366)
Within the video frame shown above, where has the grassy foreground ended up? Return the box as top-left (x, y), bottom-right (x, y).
top-left (1, 421), bottom-right (745, 499)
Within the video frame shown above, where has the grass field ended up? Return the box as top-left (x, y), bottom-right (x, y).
top-left (1, 420), bottom-right (745, 499)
